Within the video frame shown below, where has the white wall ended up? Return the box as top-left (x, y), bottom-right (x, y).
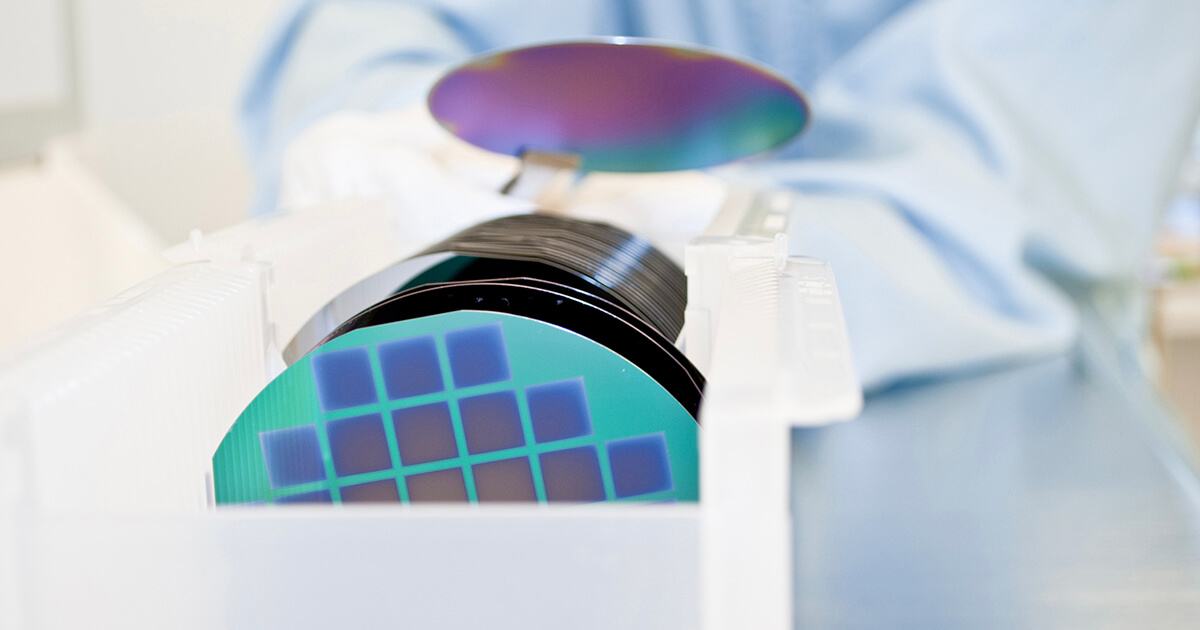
top-left (0, 0), bottom-right (70, 110)
top-left (73, 0), bottom-right (287, 127)
top-left (1, 0), bottom-right (290, 228)
top-left (0, 0), bottom-right (295, 350)
top-left (67, 0), bottom-right (290, 239)
top-left (0, 0), bottom-right (74, 162)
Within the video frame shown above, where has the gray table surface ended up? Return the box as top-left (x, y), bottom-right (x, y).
top-left (791, 322), bottom-right (1200, 628)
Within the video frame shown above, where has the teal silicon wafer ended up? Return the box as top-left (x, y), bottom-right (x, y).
top-left (213, 311), bottom-right (698, 505)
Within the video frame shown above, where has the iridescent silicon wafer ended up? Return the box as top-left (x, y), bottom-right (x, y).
top-left (428, 38), bottom-right (809, 172)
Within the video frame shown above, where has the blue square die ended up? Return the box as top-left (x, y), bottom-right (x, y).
top-left (311, 347), bottom-right (378, 411)
top-left (459, 390), bottom-right (525, 454)
top-left (325, 413), bottom-right (392, 477)
top-left (378, 335), bottom-right (443, 400)
top-left (539, 445), bottom-right (605, 503)
top-left (259, 424), bottom-right (327, 489)
top-left (392, 402), bottom-right (459, 465)
top-left (526, 378), bottom-right (592, 443)
top-left (607, 433), bottom-right (674, 498)
top-left (444, 323), bottom-right (511, 388)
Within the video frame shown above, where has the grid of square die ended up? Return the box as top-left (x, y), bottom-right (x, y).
top-left (268, 322), bottom-right (677, 504)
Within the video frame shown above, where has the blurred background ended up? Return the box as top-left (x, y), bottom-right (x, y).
top-left (2, 0), bottom-right (1200, 448)
top-left (0, 0), bottom-right (284, 348)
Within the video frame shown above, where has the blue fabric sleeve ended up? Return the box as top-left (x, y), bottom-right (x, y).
top-left (759, 0), bottom-right (1200, 387)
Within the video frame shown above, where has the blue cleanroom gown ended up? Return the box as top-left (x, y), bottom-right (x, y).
top-left (240, 0), bottom-right (1200, 391)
